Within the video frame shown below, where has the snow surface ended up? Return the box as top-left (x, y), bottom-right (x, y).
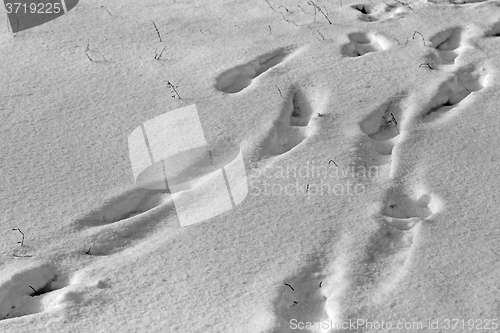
top-left (1, 0), bottom-right (500, 332)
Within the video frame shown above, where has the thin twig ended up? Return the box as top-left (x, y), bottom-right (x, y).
top-left (308, 1), bottom-right (332, 24)
top-left (155, 45), bottom-right (166, 60)
top-left (419, 63), bottom-right (434, 70)
top-left (100, 6), bottom-right (112, 16)
top-left (12, 228), bottom-right (25, 246)
top-left (275, 85), bottom-right (283, 98)
top-left (167, 81), bottom-right (181, 99)
top-left (265, 0), bottom-right (276, 12)
top-left (412, 31), bottom-right (426, 46)
top-left (152, 21), bottom-right (162, 42)
top-left (13, 253), bottom-right (33, 258)
top-left (391, 113), bottom-right (399, 134)
top-left (85, 39), bottom-right (95, 62)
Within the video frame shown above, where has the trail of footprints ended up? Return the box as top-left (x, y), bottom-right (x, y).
top-left (1, 16), bottom-right (497, 328)
top-left (0, 188), bottom-right (172, 321)
top-left (0, 46), bottom-right (304, 323)
top-left (272, 22), bottom-right (493, 332)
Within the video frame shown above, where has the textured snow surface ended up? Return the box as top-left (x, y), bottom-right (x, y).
top-left (1, 0), bottom-right (500, 332)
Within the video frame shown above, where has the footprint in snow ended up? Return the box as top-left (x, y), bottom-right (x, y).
top-left (341, 32), bottom-right (392, 57)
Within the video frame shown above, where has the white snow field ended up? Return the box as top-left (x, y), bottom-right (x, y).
top-left (1, 0), bottom-right (500, 332)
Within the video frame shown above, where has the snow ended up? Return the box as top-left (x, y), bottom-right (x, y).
top-left (1, 0), bottom-right (500, 332)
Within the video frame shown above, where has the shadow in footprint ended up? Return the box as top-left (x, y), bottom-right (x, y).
top-left (73, 188), bottom-right (168, 229)
top-left (72, 188), bottom-right (175, 256)
top-left (428, 27), bottom-right (463, 64)
top-left (423, 66), bottom-right (486, 121)
top-left (351, 3), bottom-right (408, 22)
top-left (215, 47), bottom-right (294, 93)
top-left (0, 264), bottom-right (70, 321)
top-left (341, 32), bottom-right (390, 57)
top-left (351, 4), bottom-right (378, 22)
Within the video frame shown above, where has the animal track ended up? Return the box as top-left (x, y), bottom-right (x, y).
top-left (341, 32), bottom-right (391, 57)
top-left (428, 28), bottom-right (464, 65)
top-left (72, 188), bottom-right (172, 256)
top-left (347, 222), bottom-right (417, 320)
top-left (0, 264), bottom-right (73, 321)
top-left (379, 185), bottom-right (443, 230)
top-left (422, 66), bottom-right (487, 121)
top-left (272, 240), bottom-right (352, 333)
top-left (274, 269), bottom-right (327, 331)
top-left (351, 3), bottom-right (410, 22)
top-left (359, 95), bottom-right (405, 157)
top-left (214, 47), bottom-right (295, 93)
top-left (263, 87), bottom-right (315, 156)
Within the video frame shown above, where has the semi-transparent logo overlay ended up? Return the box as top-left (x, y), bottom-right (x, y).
top-left (128, 104), bottom-right (248, 227)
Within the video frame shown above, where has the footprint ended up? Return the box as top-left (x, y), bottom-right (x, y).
top-left (428, 27), bottom-right (463, 65)
top-left (378, 185), bottom-right (443, 230)
top-left (72, 188), bottom-right (172, 256)
top-left (341, 32), bottom-right (391, 57)
top-left (273, 269), bottom-right (327, 332)
top-left (359, 95), bottom-right (406, 157)
top-left (0, 264), bottom-right (74, 321)
top-left (272, 242), bottom-right (352, 333)
top-left (347, 222), bottom-right (417, 321)
top-left (351, 3), bottom-right (410, 22)
top-left (214, 47), bottom-right (295, 94)
top-left (422, 66), bottom-right (487, 121)
top-left (351, 4), bottom-right (374, 17)
top-left (262, 87), bottom-right (316, 156)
